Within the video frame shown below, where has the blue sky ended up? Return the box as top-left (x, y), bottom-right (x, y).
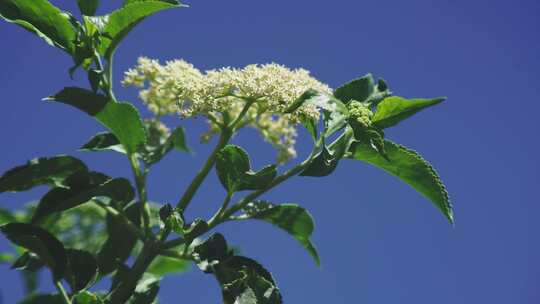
top-left (1, 0), bottom-right (539, 303)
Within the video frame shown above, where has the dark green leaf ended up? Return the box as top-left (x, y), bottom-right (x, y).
top-left (18, 294), bottom-right (64, 304)
top-left (73, 291), bottom-right (104, 304)
top-left (0, 207), bottom-right (16, 225)
top-left (216, 145), bottom-right (277, 193)
top-left (79, 132), bottom-right (126, 154)
top-left (192, 233), bottom-right (232, 273)
top-left (171, 126), bottom-right (189, 152)
top-left (0, 0), bottom-right (77, 53)
top-left (147, 255), bottom-right (190, 276)
top-left (0, 223), bottom-right (67, 280)
top-left (333, 74), bottom-right (375, 104)
top-left (77, 0), bottom-right (99, 16)
top-left (300, 145), bottom-right (337, 177)
top-left (98, 1), bottom-right (183, 57)
top-left (307, 93), bottom-right (349, 137)
top-left (126, 273), bottom-right (160, 304)
top-left (348, 140), bottom-right (453, 223)
top-left (88, 69), bottom-right (102, 93)
top-left (159, 204), bottom-right (184, 235)
top-left (284, 89), bottom-right (320, 114)
top-left (33, 172), bottom-right (134, 223)
top-left (11, 252), bottom-right (44, 272)
top-left (183, 218), bottom-right (208, 239)
top-left (241, 201), bottom-right (320, 266)
top-left (300, 116), bottom-right (318, 142)
top-left (65, 249), bottom-right (98, 292)
top-left (193, 234), bottom-right (282, 304)
top-left (372, 96), bottom-right (445, 129)
top-left (0, 155), bottom-right (87, 193)
top-left (142, 123), bottom-right (189, 165)
top-left (46, 87), bottom-right (146, 155)
top-left (97, 203), bottom-right (140, 275)
top-left (216, 256), bottom-right (282, 304)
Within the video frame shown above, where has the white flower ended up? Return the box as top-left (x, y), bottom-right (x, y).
top-left (123, 57), bottom-right (332, 163)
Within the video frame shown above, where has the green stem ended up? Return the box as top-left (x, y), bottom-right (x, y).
top-left (220, 150), bottom-right (318, 222)
top-left (108, 243), bottom-right (158, 304)
top-left (129, 154), bottom-right (151, 236)
top-left (55, 281), bottom-right (72, 304)
top-left (207, 191), bottom-right (232, 227)
top-left (176, 130), bottom-right (231, 211)
top-left (105, 51), bottom-right (117, 101)
top-left (94, 201), bottom-right (147, 242)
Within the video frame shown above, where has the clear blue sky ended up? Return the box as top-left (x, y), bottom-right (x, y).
top-left (1, 0), bottom-right (539, 303)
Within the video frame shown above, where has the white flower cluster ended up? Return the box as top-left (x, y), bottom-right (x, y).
top-left (123, 57), bottom-right (332, 163)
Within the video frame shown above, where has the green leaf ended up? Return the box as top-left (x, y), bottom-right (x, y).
top-left (77, 0), bottom-right (99, 16)
top-left (46, 87), bottom-right (146, 155)
top-left (0, 252), bottom-right (14, 264)
top-left (142, 123), bottom-right (189, 165)
top-left (301, 130), bottom-right (353, 177)
top-left (192, 233), bottom-right (232, 273)
top-left (348, 140), bottom-right (453, 223)
top-left (0, 207), bottom-right (16, 225)
top-left (0, 223), bottom-right (67, 280)
top-left (79, 132), bottom-right (126, 154)
top-left (241, 202), bottom-right (320, 266)
top-left (216, 256), bottom-right (282, 304)
top-left (333, 74), bottom-right (375, 104)
top-left (11, 252), bottom-right (44, 272)
top-left (193, 234), bottom-right (282, 304)
top-left (98, 0), bottom-right (183, 57)
top-left (0, 155), bottom-right (87, 193)
top-left (126, 273), bottom-right (160, 304)
top-left (73, 291), bottom-right (104, 304)
top-left (32, 172), bottom-right (134, 223)
top-left (18, 294), bottom-right (64, 304)
top-left (183, 218), bottom-right (208, 240)
top-left (171, 126), bottom-right (189, 152)
top-left (216, 145), bottom-right (277, 193)
top-left (283, 89), bottom-right (321, 114)
top-left (97, 203), bottom-right (140, 275)
top-left (64, 249), bottom-right (98, 293)
top-left (300, 145), bottom-right (338, 177)
top-left (147, 255), bottom-right (190, 277)
top-left (372, 96), bottom-right (445, 129)
top-left (305, 93), bottom-right (349, 137)
top-left (0, 0), bottom-right (77, 53)
top-left (159, 204), bottom-right (184, 235)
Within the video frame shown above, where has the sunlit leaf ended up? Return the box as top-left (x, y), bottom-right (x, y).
top-left (0, 0), bottom-right (77, 53)
top-left (46, 87), bottom-right (146, 155)
top-left (348, 140), bottom-right (453, 223)
top-left (372, 96), bottom-right (445, 129)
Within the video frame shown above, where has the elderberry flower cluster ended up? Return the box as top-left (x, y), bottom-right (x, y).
top-left (123, 57), bottom-right (331, 163)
